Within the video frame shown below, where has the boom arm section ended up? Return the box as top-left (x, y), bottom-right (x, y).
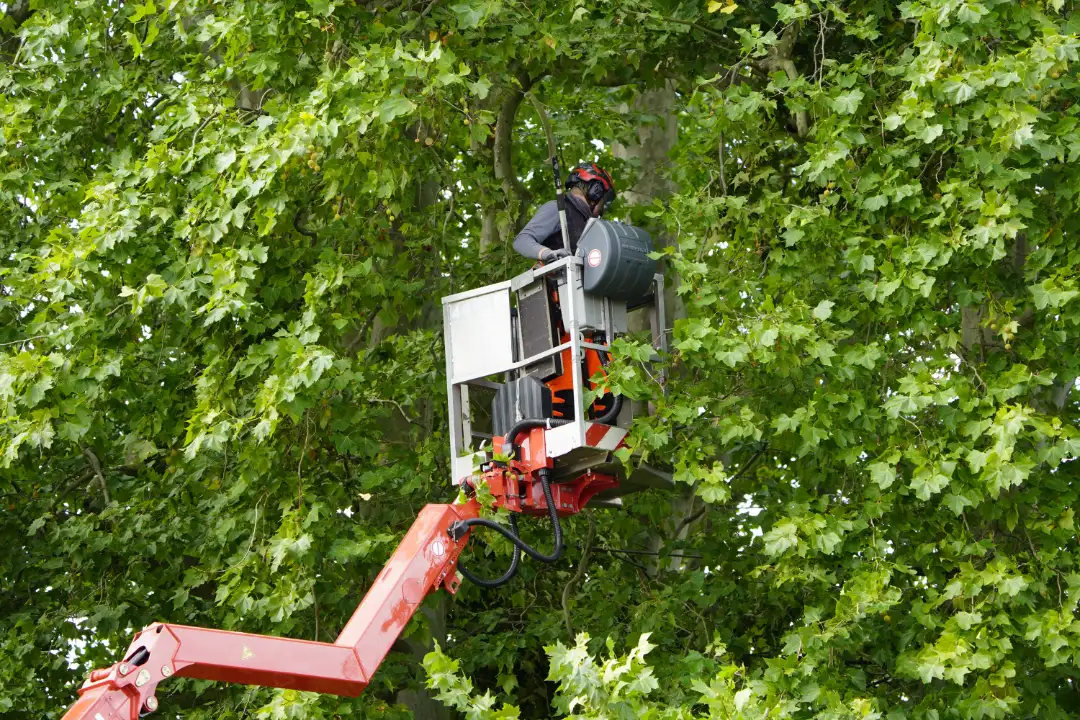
top-left (61, 502), bottom-right (479, 720)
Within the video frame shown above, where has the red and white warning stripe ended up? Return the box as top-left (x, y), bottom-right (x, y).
top-left (584, 423), bottom-right (628, 451)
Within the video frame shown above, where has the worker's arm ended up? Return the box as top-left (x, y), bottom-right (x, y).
top-left (512, 200), bottom-right (561, 260)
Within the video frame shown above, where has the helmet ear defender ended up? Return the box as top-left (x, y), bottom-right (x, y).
top-left (566, 163), bottom-right (614, 208)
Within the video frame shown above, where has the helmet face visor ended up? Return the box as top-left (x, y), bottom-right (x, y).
top-left (591, 187), bottom-right (615, 217)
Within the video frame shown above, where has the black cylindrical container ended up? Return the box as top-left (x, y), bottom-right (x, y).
top-left (578, 220), bottom-right (656, 301)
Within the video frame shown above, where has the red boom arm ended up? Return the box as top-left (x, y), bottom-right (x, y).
top-left (60, 429), bottom-right (619, 720)
top-left (61, 502), bottom-right (479, 720)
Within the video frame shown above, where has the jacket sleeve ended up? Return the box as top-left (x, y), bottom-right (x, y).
top-left (512, 201), bottom-right (561, 260)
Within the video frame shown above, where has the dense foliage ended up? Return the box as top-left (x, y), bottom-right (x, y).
top-left (4, 0), bottom-right (1080, 718)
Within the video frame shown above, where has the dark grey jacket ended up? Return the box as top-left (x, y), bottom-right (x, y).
top-left (512, 194), bottom-right (594, 260)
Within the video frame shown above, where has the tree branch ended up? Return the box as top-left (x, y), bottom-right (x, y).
top-left (729, 444), bottom-right (767, 484)
top-left (293, 207), bottom-right (317, 240)
top-left (418, 0), bottom-right (440, 18)
top-left (754, 24), bottom-right (809, 138)
top-left (1, 0), bottom-right (35, 60)
top-left (1, 0), bottom-right (34, 33)
top-left (627, 10), bottom-right (727, 42)
top-left (673, 502), bottom-right (707, 538)
top-left (562, 513), bottom-right (595, 638)
top-left (81, 445), bottom-right (111, 506)
top-left (493, 67), bottom-right (537, 231)
top-left (674, 445), bottom-right (767, 538)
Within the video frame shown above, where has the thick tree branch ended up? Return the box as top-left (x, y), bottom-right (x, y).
top-left (493, 67), bottom-right (537, 231)
top-left (754, 24), bottom-right (810, 138)
top-left (81, 445), bottom-right (111, 506)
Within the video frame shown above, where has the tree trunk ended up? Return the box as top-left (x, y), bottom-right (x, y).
top-left (610, 84), bottom-right (699, 566)
top-left (611, 82), bottom-right (685, 331)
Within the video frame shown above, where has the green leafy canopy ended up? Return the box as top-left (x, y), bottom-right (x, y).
top-left (3, 0), bottom-right (1080, 718)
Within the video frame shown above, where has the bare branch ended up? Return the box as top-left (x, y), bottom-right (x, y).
top-left (562, 513), bottom-right (596, 638)
top-left (368, 397), bottom-right (420, 426)
top-left (81, 445), bottom-right (111, 506)
top-left (627, 10), bottom-right (727, 42)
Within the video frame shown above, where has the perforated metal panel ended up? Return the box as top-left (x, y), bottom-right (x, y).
top-left (516, 281), bottom-right (558, 380)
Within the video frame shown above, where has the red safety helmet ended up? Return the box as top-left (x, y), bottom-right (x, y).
top-left (566, 163), bottom-right (615, 207)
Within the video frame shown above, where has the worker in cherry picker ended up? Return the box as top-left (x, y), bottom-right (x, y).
top-left (512, 162), bottom-right (615, 262)
top-left (512, 163), bottom-right (618, 421)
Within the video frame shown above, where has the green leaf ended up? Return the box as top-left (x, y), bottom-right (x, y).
top-left (129, 1), bottom-right (157, 23)
top-left (943, 492), bottom-right (973, 515)
top-left (945, 80), bottom-right (976, 104)
top-left (125, 30), bottom-right (143, 57)
top-left (999, 575), bottom-right (1027, 597)
top-left (214, 149), bottom-right (237, 173)
top-left (782, 227), bottom-right (804, 246)
top-left (956, 2), bottom-right (987, 23)
top-left (910, 469), bottom-right (950, 501)
top-left (715, 341), bottom-right (750, 367)
top-left (831, 89), bottom-right (864, 115)
top-left (773, 413), bottom-right (799, 434)
top-left (452, 2), bottom-right (486, 27)
top-left (869, 461), bottom-right (897, 489)
top-left (861, 194), bottom-right (888, 211)
top-left (378, 96), bottom-right (418, 123)
top-left (469, 77), bottom-right (492, 100)
top-left (953, 611), bottom-right (982, 630)
top-left (812, 300), bottom-right (834, 320)
top-left (916, 123), bottom-right (944, 144)
top-left (1031, 278), bottom-right (1079, 310)
top-left (143, 21), bottom-right (159, 48)
top-left (773, 2), bottom-right (810, 23)
top-left (763, 520), bottom-right (799, 556)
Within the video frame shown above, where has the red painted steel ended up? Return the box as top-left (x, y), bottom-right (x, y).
top-left (334, 502), bottom-right (478, 673)
top-left (60, 501), bottom-right (480, 720)
top-left (59, 458), bottom-right (618, 720)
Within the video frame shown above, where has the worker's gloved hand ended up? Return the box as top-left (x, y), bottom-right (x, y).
top-left (541, 248), bottom-right (571, 263)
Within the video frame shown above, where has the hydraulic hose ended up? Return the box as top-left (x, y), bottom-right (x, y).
top-left (451, 469), bottom-right (566, 587)
top-left (503, 417), bottom-right (570, 450)
top-left (455, 514), bottom-right (522, 588)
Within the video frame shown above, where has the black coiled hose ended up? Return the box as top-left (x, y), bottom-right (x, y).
top-left (456, 514), bottom-right (522, 588)
top-left (451, 468), bottom-right (565, 587)
top-left (502, 417), bottom-right (570, 449)
top-left (450, 343), bottom-right (623, 588)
